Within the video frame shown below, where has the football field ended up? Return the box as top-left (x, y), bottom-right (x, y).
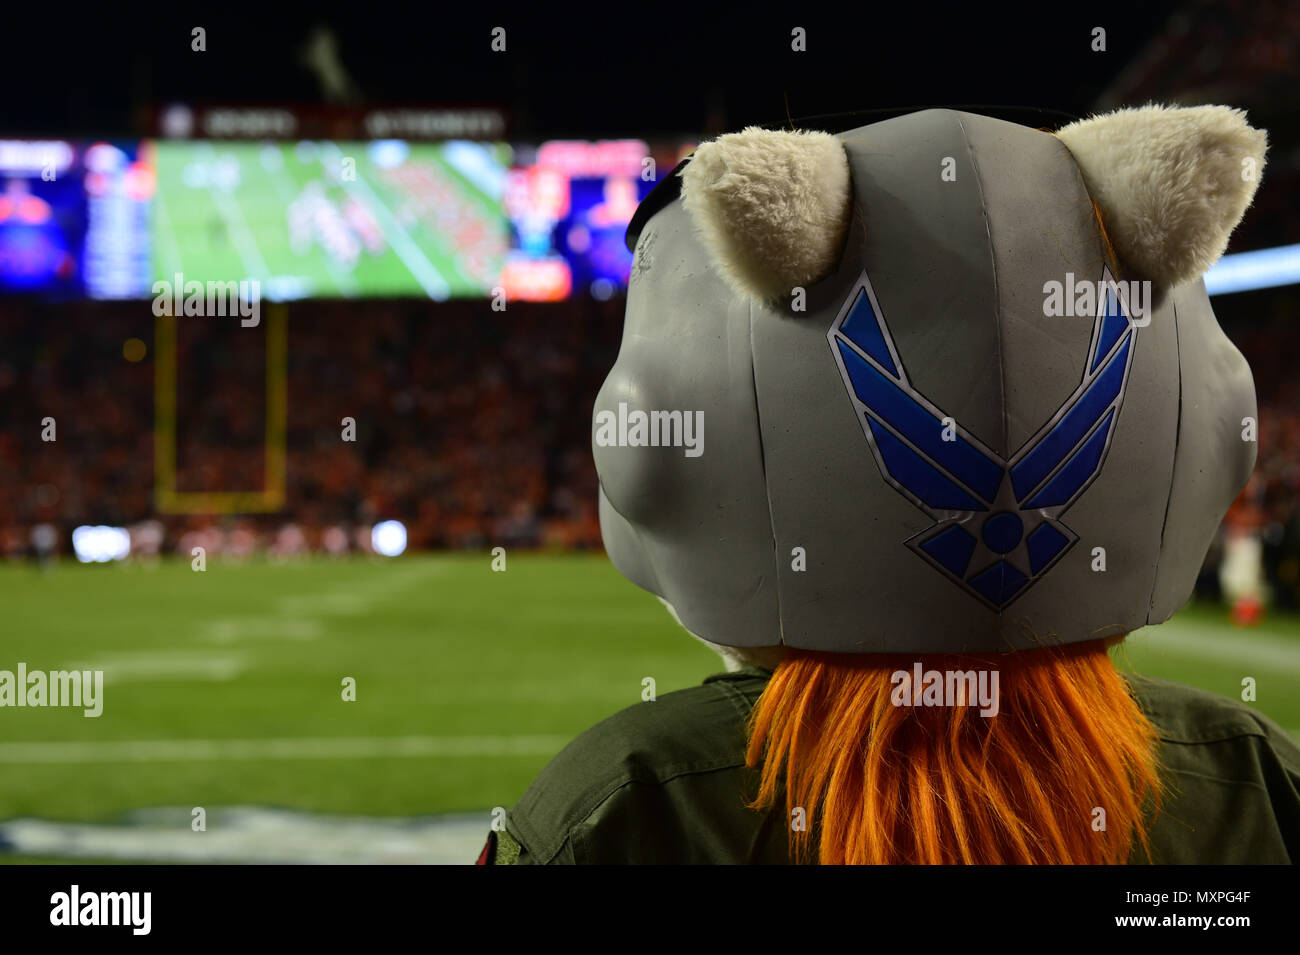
top-left (151, 140), bottom-right (508, 300)
top-left (0, 553), bottom-right (1297, 862)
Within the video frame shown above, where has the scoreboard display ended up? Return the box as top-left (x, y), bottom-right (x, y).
top-left (0, 136), bottom-right (694, 301)
top-left (502, 139), bottom-right (693, 301)
top-left (0, 139), bottom-right (151, 299)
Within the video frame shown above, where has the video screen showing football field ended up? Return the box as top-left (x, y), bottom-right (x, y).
top-left (151, 140), bottom-right (510, 300)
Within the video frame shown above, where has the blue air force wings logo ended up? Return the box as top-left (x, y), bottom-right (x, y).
top-left (827, 269), bottom-right (1139, 610)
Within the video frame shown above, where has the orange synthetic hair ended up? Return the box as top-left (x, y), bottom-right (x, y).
top-left (1093, 198), bottom-right (1122, 274)
top-left (745, 639), bottom-right (1162, 864)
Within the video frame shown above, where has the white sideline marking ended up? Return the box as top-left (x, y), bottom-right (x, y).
top-left (0, 807), bottom-right (490, 864)
top-left (0, 735), bottom-right (569, 764)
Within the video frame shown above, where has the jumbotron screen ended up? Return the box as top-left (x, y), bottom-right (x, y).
top-left (501, 139), bottom-right (694, 301)
top-left (0, 137), bottom-right (696, 301)
top-left (150, 139), bottom-right (511, 300)
top-left (0, 139), bottom-right (152, 299)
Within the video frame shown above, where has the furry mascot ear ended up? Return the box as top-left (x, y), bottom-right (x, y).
top-left (1056, 105), bottom-right (1268, 288)
top-left (680, 127), bottom-right (852, 304)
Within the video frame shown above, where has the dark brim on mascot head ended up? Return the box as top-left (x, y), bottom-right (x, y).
top-left (595, 105), bottom-right (1266, 655)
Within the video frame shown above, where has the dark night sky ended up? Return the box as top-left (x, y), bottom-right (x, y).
top-left (4, 5), bottom-right (1183, 139)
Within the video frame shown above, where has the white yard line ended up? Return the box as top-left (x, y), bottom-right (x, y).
top-left (153, 173), bottom-right (184, 278)
top-left (261, 149), bottom-right (359, 297)
top-left (1130, 621), bottom-right (1300, 675)
top-left (200, 616), bottom-right (324, 642)
top-left (320, 142), bottom-right (451, 299)
top-left (69, 651), bottom-right (248, 683)
top-left (201, 560), bottom-right (439, 643)
top-left (0, 735), bottom-right (570, 764)
top-left (208, 186), bottom-right (271, 282)
top-left (200, 144), bottom-right (271, 283)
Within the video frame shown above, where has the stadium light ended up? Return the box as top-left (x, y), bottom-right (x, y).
top-left (71, 525), bottom-right (131, 563)
top-left (1205, 243), bottom-right (1300, 296)
top-left (371, 520), bottom-right (408, 557)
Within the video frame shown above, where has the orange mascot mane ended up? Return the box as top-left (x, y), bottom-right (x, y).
top-left (746, 640), bottom-right (1161, 864)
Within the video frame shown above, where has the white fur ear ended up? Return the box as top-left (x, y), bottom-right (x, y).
top-left (1056, 104), bottom-right (1267, 288)
top-left (680, 127), bottom-right (851, 304)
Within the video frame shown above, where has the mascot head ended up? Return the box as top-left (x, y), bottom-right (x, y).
top-left (595, 105), bottom-right (1265, 655)
top-left (592, 106), bottom-right (1268, 864)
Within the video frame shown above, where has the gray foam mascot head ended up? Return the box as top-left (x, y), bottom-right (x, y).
top-left (593, 106), bottom-right (1266, 656)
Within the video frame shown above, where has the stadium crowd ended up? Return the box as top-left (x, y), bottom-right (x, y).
top-left (0, 295), bottom-right (619, 560)
top-left (1, 288), bottom-right (1298, 614)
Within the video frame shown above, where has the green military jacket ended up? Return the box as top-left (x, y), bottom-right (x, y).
top-left (484, 667), bottom-right (1300, 864)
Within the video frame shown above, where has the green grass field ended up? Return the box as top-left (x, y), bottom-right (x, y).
top-left (0, 553), bottom-right (1297, 861)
